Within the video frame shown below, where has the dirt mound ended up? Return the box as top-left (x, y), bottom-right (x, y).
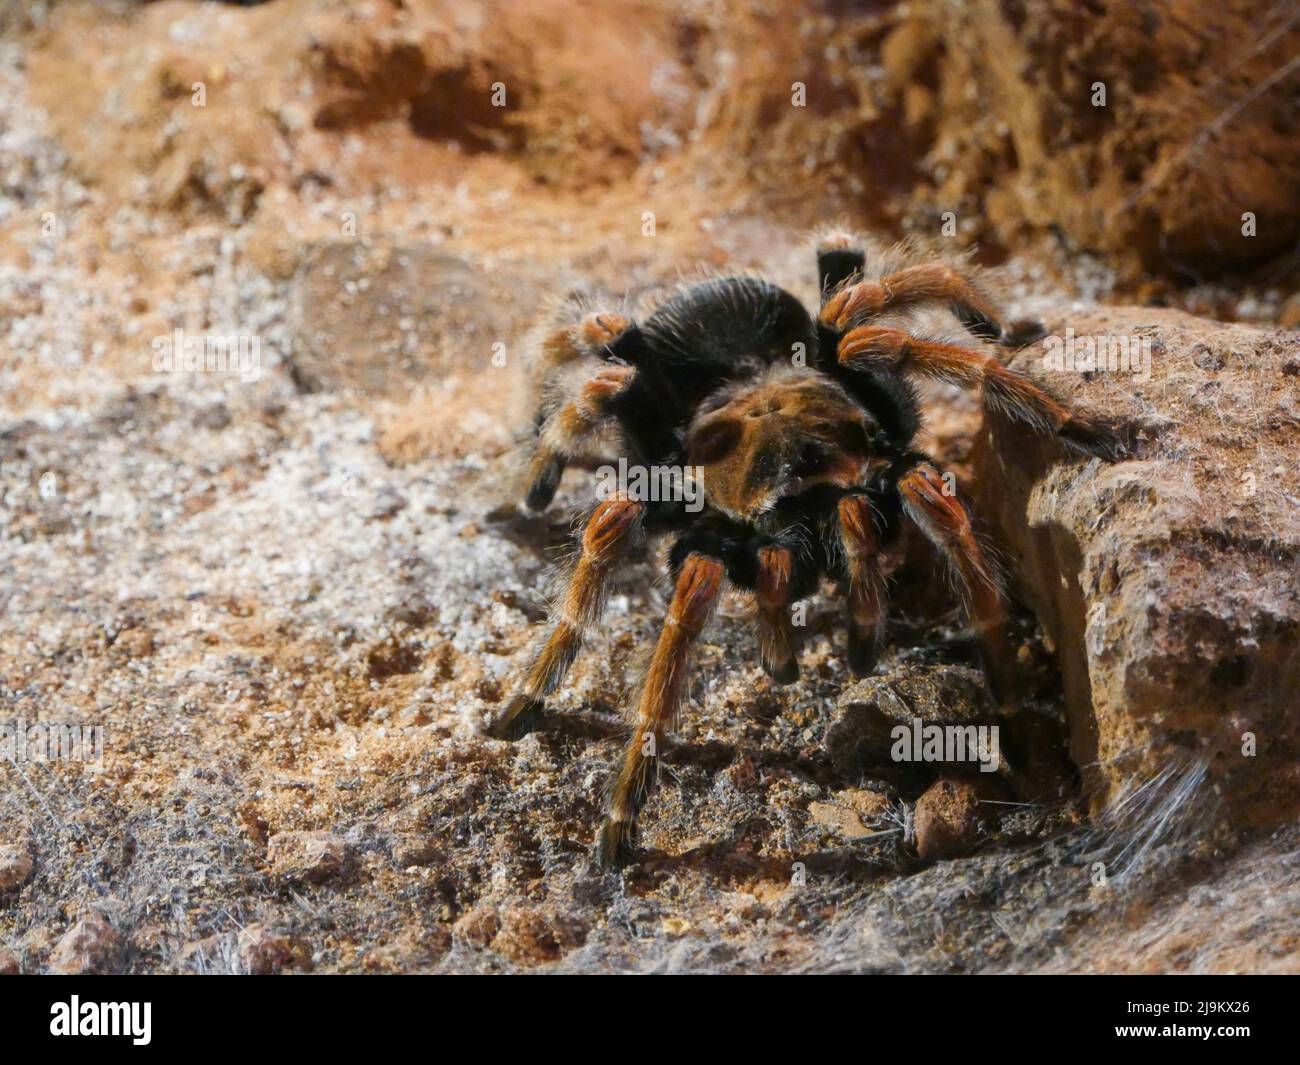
top-left (898, 0), bottom-right (1300, 284)
top-left (28, 0), bottom-right (1299, 301)
top-left (26, 0), bottom-right (696, 211)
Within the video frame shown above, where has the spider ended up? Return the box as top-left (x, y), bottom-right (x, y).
top-left (488, 233), bottom-right (1119, 869)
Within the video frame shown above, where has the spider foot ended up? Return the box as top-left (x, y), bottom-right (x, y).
top-left (487, 694), bottom-right (544, 740)
top-left (846, 624), bottom-right (879, 677)
top-left (1058, 414), bottom-right (1128, 461)
top-left (953, 301), bottom-right (1002, 342)
top-left (523, 458), bottom-right (564, 513)
top-left (1001, 318), bottom-right (1047, 348)
top-left (763, 657), bottom-right (800, 685)
top-left (595, 817), bottom-right (639, 871)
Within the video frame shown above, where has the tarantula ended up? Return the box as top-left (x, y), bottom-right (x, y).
top-left (489, 233), bottom-right (1118, 869)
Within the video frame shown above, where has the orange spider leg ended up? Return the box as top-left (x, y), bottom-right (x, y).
top-left (489, 495), bottom-right (644, 739)
top-left (524, 312), bottom-right (634, 511)
top-left (896, 463), bottom-right (1016, 710)
top-left (534, 311), bottom-right (632, 372)
top-left (838, 494), bottom-right (888, 676)
top-left (837, 326), bottom-right (1117, 455)
top-left (597, 553), bottom-right (725, 869)
top-left (756, 545), bottom-right (800, 684)
top-left (820, 263), bottom-right (1004, 341)
top-left (524, 362), bottom-right (635, 510)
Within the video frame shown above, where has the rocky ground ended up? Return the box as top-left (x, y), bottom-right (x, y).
top-left (0, 0), bottom-right (1297, 974)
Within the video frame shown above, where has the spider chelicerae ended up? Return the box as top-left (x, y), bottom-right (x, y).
top-left (489, 232), bottom-right (1120, 869)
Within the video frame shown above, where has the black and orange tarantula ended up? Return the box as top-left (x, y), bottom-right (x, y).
top-left (489, 234), bottom-right (1118, 869)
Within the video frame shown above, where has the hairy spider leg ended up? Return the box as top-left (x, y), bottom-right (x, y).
top-left (525, 363), bottom-right (636, 509)
top-left (489, 496), bottom-right (644, 739)
top-left (524, 312), bottom-right (636, 511)
top-left (821, 261), bottom-right (1005, 343)
top-left (837, 493), bottom-right (889, 676)
top-left (836, 326), bottom-right (1120, 457)
top-left (816, 233), bottom-right (867, 299)
top-left (755, 544), bottom-right (801, 684)
top-left (894, 461), bottom-right (1016, 710)
top-left (597, 552), bottom-right (725, 869)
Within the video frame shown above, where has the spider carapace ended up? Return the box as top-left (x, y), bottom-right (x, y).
top-left (489, 234), bottom-right (1119, 869)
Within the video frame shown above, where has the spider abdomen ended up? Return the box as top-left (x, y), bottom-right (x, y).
top-left (638, 276), bottom-right (819, 385)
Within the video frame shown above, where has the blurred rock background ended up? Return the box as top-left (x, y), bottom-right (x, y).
top-left (0, 0), bottom-right (1296, 973)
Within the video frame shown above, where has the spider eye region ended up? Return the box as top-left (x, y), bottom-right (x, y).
top-left (742, 432), bottom-right (839, 497)
top-left (687, 373), bottom-right (882, 519)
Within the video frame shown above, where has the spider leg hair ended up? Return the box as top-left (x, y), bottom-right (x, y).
top-left (837, 493), bottom-right (888, 677)
top-left (895, 461), bottom-right (1017, 711)
top-left (821, 260), bottom-right (1005, 343)
top-left (489, 495), bottom-right (644, 739)
top-left (815, 229), bottom-right (868, 299)
top-left (520, 308), bottom-right (637, 511)
top-left (597, 551), bottom-right (725, 869)
top-left (524, 362), bottom-right (635, 510)
top-left (836, 325), bottom-right (1121, 458)
top-left (755, 545), bottom-right (801, 684)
